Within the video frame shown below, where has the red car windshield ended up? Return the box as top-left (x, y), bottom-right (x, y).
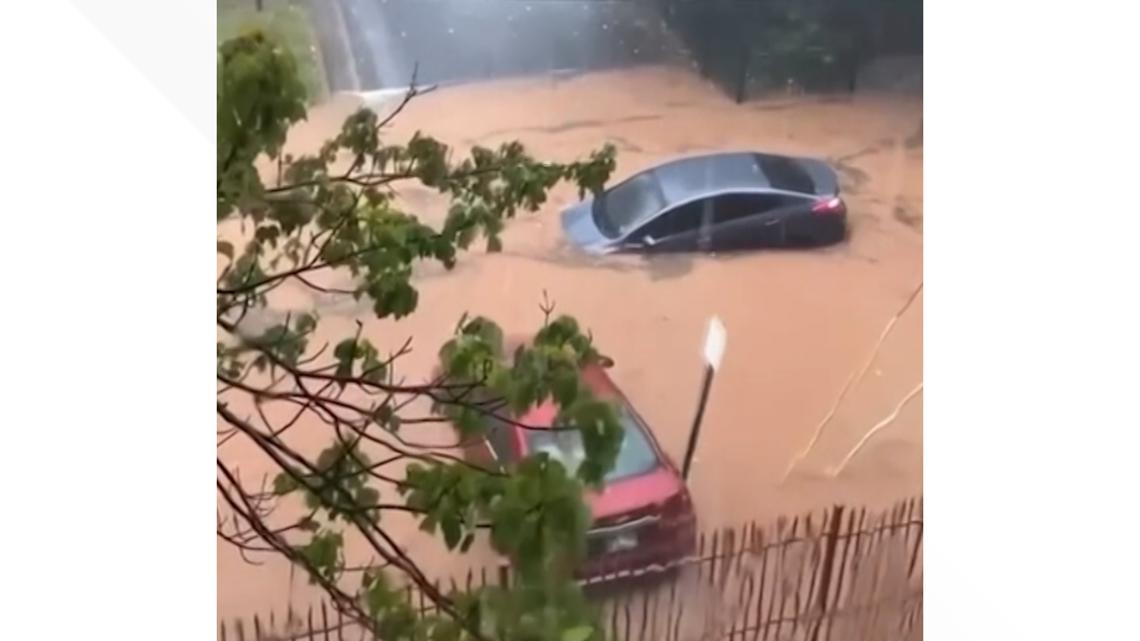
top-left (525, 406), bottom-right (660, 482)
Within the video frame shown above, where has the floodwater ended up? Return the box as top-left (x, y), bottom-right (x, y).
top-left (217, 66), bottom-right (922, 622)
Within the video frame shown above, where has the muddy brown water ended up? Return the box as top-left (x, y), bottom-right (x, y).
top-left (217, 66), bottom-right (922, 622)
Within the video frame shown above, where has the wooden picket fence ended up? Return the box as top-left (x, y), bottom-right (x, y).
top-left (220, 497), bottom-right (922, 641)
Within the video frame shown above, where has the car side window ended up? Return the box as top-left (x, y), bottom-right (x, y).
top-left (714, 193), bottom-right (806, 223)
top-left (636, 200), bottom-right (703, 240)
top-left (485, 416), bottom-right (516, 464)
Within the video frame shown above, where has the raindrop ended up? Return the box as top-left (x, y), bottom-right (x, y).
top-left (400, 31), bottom-right (407, 38)
top-left (602, 23), bottom-right (609, 30)
top-left (448, 27), bottom-right (455, 35)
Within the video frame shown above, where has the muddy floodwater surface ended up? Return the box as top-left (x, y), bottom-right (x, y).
top-left (217, 67), bottom-right (922, 620)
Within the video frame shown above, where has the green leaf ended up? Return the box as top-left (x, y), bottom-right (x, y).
top-left (441, 515), bottom-right (462, 550)
top-left (372, 403), bottom-right (393, 425)
top-left (297, 530), bottom-right (344, 583)
top-left (333, 338), bottom-right (356, 361)
top-left (334, 358), bottom-right (353, 381)
top-left (361, 352), bottom-right (386, 383)
top-left (365, 572), bottom-right (395, 616)
top-left (333, 338), bottom-right (356, 380)
top-left (358, 486), bottom-right (379, 507)
top-left (295, 312), bottom-right (317, 334)
top-left (386, 414), bottom-right (402, 433)
top-left (562, 625), bottom-right (594, 641)
top-left (272, 472), bottom-right (299, 496)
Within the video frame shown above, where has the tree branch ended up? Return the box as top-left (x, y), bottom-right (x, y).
top-left (219, 389), bottom-right (511, 641)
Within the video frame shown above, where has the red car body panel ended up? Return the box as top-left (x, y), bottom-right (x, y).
top-left (587, 467), bottom-right (685, 520)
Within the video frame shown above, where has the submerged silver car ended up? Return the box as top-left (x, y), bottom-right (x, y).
top-left (561, 151), bottom-right (846, 255)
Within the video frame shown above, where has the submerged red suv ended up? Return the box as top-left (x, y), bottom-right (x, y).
top-left (462, 359), bottom-right (697, 583)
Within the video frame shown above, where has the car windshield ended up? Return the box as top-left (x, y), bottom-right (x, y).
top-left (591, 172), bottom-right (666, 238)
top-left (526, 406), bottom-right (660, 482)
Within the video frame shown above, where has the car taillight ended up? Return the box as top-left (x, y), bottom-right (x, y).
top-left (812, 197), bottom-right (845, 215)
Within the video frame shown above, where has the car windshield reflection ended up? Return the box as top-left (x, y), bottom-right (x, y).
top-left (592, 173), bottom-right (667, 239)
top-left (527, 407), bottom-right (660, 482)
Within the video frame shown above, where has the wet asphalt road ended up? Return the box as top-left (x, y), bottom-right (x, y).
top-left (322, 0), bottom-right (682, 90)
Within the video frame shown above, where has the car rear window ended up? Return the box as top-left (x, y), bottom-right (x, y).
top-left (525, 406), bottom-right (660, 482)
top-left (755, 154), bottom-right (815, 194)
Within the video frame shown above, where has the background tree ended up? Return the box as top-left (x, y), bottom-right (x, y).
top-left (217, 31), bottom-right (622, 641)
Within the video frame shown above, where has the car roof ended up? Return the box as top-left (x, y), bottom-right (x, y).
top-left (652, 152), bottom-right (771, 204)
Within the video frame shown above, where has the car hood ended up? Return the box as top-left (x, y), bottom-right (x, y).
top-left (560, 201), bottom-right (613, 254)
top-left (585, 467), bottom-right (685, 521)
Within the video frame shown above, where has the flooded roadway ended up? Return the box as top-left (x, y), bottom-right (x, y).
top-left (217, 66), bottom-right (922, 621)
